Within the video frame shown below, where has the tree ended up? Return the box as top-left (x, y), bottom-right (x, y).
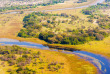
top-left (47, 20), bottom-right (51, 23)
top-left (72, 38), bottom-right (79, 45)
top-left (20, 11), bottom-right (24, 14)
top-left (95, 33), bottom-right (104, 40)
top-left (61, 37), bottom-right (71, 44)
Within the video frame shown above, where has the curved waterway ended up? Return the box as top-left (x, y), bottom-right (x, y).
top-left (0, 38), bottom-right (110, 74)
top-left (3, 0), bottom-right (105, 14)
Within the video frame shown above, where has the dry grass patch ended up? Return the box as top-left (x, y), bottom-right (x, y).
top-left (0, 13), bottom-right (47, 44)
top-left (0, 14), bottom-right (24, 36)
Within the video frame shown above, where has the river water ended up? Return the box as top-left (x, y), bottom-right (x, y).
top-left (1, 0), bottom-right (110, 73)
top-left (0, 38), bottom-right (110, 74)
top-left (3, 0), bottom-right (105, 14)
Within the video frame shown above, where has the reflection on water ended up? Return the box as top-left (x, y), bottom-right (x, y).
top-left (73, 51), bottom-right (110, 74)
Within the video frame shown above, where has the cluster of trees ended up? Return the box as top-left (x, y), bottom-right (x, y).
top-left (18, 12), bottom-right (109, 45)
top-left (82, 3), bottom-right (110, 15)
top-left (48, 61), bottom-right (63, 72)
top-left (77, 0), bottom-right (87, 3)
top-left (0, 45), bottom-right (37, 73)
top-left (0, 45), bottom-right (30, 66)
top-left (83, 3), bottom-right (110, 30)
top-left (87, 13), bottom-right (110, 29)
top-left (0, 5), bottom-right (37, 12)
top-left (39, 29), bottom-right (108, 44)
top-left (97, 15), bottom-right (110, 29)
top-left (15, 67), bottom-right (36, 74)
top-left (40, 0), bottom-right (65, 6)
top-left (0, 45), bottom-right (64, 74)
top-left (18, 28), bottom-right (108, 45)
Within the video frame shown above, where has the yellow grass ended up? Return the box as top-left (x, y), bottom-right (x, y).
top-left (99, 9), bottom-right (110, 16)
top-left (0, 61), bottom-right (17, 74)
top-left (0, 14), bottom-right (24, 36)
top-left (0, 13), bottom-right (47, 44)
top-left (0, 48), bottom-right (97, 74)
top-left (76, 36), bottom-right (110, 58)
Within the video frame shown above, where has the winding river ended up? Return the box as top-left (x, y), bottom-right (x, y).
top-left (1, 0), bottom-right (110, 74)
top-left (0, 38), bottom-right (110, 74)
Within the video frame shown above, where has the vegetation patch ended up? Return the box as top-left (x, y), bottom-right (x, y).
top-left (77, 0), bottom-right (87, 3)
top-left (0, 5), bottom-right (37, 12)
top-left (82, 2), bottom-right (110, 29)
top-left (0, 45), bottom-right (64, 74)
top-left (18, 12), bottom-right (109, 45)
top-left (82, 3), bottom-right (110, 15)
top-left (0, 45), bottom-right (97, 74)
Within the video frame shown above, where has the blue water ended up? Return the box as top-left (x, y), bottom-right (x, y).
top-left (0, 42), bottom-right (49, 49)
top-left (0, 38), bottom-right (110, 74)
top-left (1, 0), bottom-right (109, 73)
top-left (73, 51), bottom-right (110, 74)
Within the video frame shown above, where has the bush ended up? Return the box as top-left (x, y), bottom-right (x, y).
top-left (95, 33), bottom-right (104, 40)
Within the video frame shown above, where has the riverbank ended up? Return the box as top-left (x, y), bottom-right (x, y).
top-left (2, 34), bottom-right (110, 60)
top-left (44, 35), bottom-right (110, 59)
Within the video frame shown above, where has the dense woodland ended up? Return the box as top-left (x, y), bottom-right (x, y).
top-left (0, 45), bottom-right (64, 74)
top-left (18, 12), bottom-right (109, 45)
